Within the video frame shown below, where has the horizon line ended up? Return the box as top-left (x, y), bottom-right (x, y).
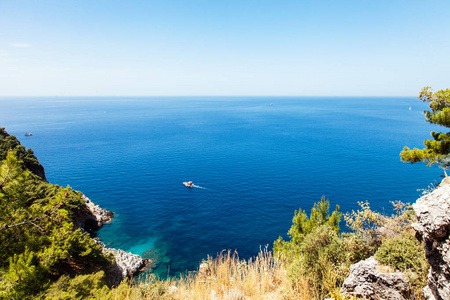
top-left (0, 94), bottom-right (417, 98)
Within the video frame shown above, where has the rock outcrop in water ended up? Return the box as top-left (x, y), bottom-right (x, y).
top-left (413, 179), bottom-right (450, 300)
top-left (340, 256), bottom-right (411, 299)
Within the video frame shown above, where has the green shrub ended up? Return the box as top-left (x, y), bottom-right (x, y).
top-left (274, 197), bottom-right (349, 299)
top-left (375, 231), bottom-right (426, 271)
top-left (43, 271), bottom-right (109, 300)
top-left (287, 225), bottom-right (348, 299)
top-left (344, 201), bottom-right (416, 255)
top-left (274, 196), bottom-right (341, 261)
top-left (375, 230), bottom-right (429, 299)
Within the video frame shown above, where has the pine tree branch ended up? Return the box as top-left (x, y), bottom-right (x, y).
top-left (0, 215), bottom-right (48, 232)
top-left (0, 204), bottom-right (62, 233)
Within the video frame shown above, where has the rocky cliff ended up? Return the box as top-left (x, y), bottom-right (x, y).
top-left (74, 194), bottom-right (114, 232)
top-left (413, 180), bottom-right (450, 300)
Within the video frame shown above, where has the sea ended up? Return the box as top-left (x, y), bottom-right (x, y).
top-left (0, 96), bottom-right (442, 278)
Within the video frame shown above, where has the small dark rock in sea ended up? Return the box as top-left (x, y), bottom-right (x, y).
top-left (142, 249), bottom-right (161, 261)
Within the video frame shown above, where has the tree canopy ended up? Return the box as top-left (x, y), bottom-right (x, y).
top-left (401, 87), bottom-right (450, 170)
top-left (0, 127), bottom-right (46, 181)
top-left (0, 150), bottom-right (111, 299)
top-left (0, 128), bottom-right (114, 299)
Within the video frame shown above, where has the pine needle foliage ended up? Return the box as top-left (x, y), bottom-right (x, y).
top-left (0, 150), bottom-right (111, 299)
top-left (43, 271), bottom-right (110, 300)
top-left (272, 197), bottom-right (348, 299)
top-left (273, 196), bottom-right (341, 259)
top-left (401, 87), bottom-right (450, 169)
top-left (0, 127), bottom-right (46, 181)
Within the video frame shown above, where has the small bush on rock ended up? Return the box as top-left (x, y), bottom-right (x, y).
top-left (375, 231), bottom-right (426, 271)
top-left (375, 230), bottom-right (429, 299)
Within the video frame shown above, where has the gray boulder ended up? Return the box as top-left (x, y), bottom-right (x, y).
top-left (340, 256), bottom-right (410, 299)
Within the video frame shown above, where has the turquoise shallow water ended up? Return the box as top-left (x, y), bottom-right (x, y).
top-left (0, 96), bottom-right (442, 277)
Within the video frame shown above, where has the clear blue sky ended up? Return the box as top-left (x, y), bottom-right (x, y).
top-left (0, 0), bottom-right (449, 96)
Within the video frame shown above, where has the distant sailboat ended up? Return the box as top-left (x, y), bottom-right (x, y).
top-left (409, 107), bottom-right (411, 110)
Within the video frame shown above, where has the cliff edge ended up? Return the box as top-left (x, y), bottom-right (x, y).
top-left (413, 179), bottom-right (450, 300)
top-left (0, 127), bottom-right (47, 181)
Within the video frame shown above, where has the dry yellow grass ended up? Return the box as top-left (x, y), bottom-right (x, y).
top-left (108, 247), bottom-right (313, 300)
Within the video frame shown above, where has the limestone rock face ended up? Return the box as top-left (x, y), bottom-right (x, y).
top-left (75, 194), bottom-right (114, 232)
top-left (413, 181), bottom-right (450, 300)
top-left (96, 240), bottom-right (148, 286)
top-left (340, 256), bottom-right (410, 300)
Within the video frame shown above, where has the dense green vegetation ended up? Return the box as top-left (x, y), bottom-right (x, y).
top-left (401, 87), bottom-right (450, 169)
top-left (0, 128), bottom-right (46, 181)
top-left (271, 197), bottom-right (428, 299)
top-left (0, 131), bottom-right (113, 299)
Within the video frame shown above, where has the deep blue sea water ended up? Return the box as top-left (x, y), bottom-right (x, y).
top-left (0, 96), bottom-right (442, 277)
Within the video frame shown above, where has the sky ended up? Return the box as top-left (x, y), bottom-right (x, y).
top-left (0, 0), bottom-right (449, 97)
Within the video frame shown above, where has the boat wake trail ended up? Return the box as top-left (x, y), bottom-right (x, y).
top-left (192, 185), bottom-right (207, 189)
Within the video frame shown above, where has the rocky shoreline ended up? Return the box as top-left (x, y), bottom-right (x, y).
top-left (79, 194), bottom-right (150, 286)
top-left (74, 194), bottom-right (114, 232)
